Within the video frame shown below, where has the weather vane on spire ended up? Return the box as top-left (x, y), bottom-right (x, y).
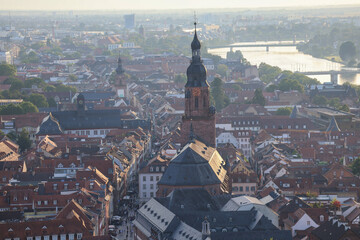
top-left (194, 11), bottom-right (197, 29)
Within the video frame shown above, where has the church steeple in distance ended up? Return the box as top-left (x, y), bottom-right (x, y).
top-left (180, 19), bottom-right (216, 147)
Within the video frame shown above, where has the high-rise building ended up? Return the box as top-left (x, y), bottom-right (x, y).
top-left (124, 14), bottom-right (135, 29)
top-left (179, 23), bottom-right (216, 147)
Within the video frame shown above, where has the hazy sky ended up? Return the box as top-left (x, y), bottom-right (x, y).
top-left (1, 0), bottom-right (359, 11)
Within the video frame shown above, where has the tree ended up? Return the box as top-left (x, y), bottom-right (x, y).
top-left (20, 101), bottom-right (38, 114)
top-left (44, 85), bottom-right (56, 92)
top-left (216, 64), bottom-right (228, 78)
top-left (24, 77), bottom-right (46, 88)
top-left (351, 157), bottom-right (360, 176)
top-left (0, 103), bottom-right (24, 115)
top-left (278, 78), bottom-right (304, 93)
top-left (0, 63), bottom-right (16, 76)
top-left (17, 128), bottom-right (32, 152)
top-left (312, 95), bottom-right (328, 106)
top-left (6, 131), bottom-right (17, 142)
top-left (275, 107), bottom-right (292, 116)
top-left (210, 77), bottom-right (230, 111)
top-left (251, 89), bottom-right (266, 106)
top-left (339, 41), bottom-right (356, 62)
top-left (338, 104), bottom-right (350, 112)
top-left (4, 76), bottom-right (24, 92)
top-left (47, 97), bottom-right (57, 108)
top-left (259, 63), bottom-right (282, 83)
top-left (68, 74), bottom-right (78, 82)
top-left (28, 93), bottom-right (49, 108)
top-left (174, 74), bottom-right (187, 84)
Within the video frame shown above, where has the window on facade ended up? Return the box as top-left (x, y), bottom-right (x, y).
top-left (44, 236), bottom-right (50, 240)
top-left (86, 130), bottom-right (90, 135)
top-left (60, 234), bottom-right (66, 240)
top-left (150, 167), bottom-right (153, 172)
top-left (53, 184), bottom-right (57, 190)
top-left (150, 184), bottom-right (154, 190)
top-left (94, 130), bottom-right (98, 135)
top-left (143, 193), bottom-right (146, 198)
top-left (150, 192), bottom-right (154, 197)
top-left (38, 201), bottom-right (41, 205)
top-left (53, 200), bottom-right (57, 205)
top-left (81, 131), bottom-right (85, 135)
top-left (90, 183), bottom-right (94, 189)
top-left (240, 187), bottom-right (243, 192)
top-left (143, 176), bottom-right (146, 181)
top-left (156, 176), bottom-right (160, 181)
top-left (320, 215), bottom-right (324, 222)
top-left (100, 130), bottom-right (104, 135)
top-left (64, 184), bottom-right (68, 190)
top-left (68, 234), bottom-right (74, 240)
top-left (44, 200), bottom-right (48, 205)
top-left (76, 233), bottom-right (82, 240)
top-left (161, 166), bottom-right (165, 172)
top-left (143, 184), bottom-right (146, 190)
top-left (246, 186), bottom-right (249, 192)
top-left (150, 176), bottom-right (153, 181)
top-left (75, 183), bottom-right (79, 190)
top-left (27, 237), bottom-right (33, 240)
top-left (52, 235), bottom-right (58, 240)
top-left (35, 236), bottom-right (41, 240)
top-left (24, 196), bottom-right (28, 200)
top-left (2, 177), bottom-right (6, 182)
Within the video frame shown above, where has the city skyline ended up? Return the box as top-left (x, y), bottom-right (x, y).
top-left (1, 0), bottom-right (360, 11)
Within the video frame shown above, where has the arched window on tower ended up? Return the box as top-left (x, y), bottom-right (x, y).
top-left (195, 97), bottom-right (199, 109)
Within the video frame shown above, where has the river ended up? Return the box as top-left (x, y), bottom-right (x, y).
top-left (208, 41), bottom-right (360, 85)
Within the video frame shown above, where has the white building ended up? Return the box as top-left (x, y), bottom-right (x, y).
top-left (216, 130), bottom-right (252, 159)
top-left (138, 156), bottom-right (168, 202)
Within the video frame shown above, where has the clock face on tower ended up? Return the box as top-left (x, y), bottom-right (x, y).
top-left (192, 88), bottom-right (201, 96)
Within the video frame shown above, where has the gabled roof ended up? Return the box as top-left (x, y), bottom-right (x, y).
top-left (158, 140), bottom-right (227, 186)
top-left (37, 113), bottom-right (63, 135)
top-left (326, 116), bottom-right (341, 132)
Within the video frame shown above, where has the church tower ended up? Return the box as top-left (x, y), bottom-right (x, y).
top-left (180, 22), bottom-right (216, 147)
top-left (114, 56), bottom-right (128, 99)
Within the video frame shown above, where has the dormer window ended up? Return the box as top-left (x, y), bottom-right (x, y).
top-left (320, 215), bottom-right (324, 222)
top-left (150, 167), bottom-right (153, 172)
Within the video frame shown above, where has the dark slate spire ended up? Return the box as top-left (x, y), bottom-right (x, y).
top-left (290, 105), bottom-right (298, 119)
top-left (189, 122), bottom-right (195, 143)
top-left (116, 55), bottom-right (125, 75)
top-left (191, 22), bottom-right (201, 53)
top-left (185, 21), bottom-right (208, 88)
top-left (326, 116), bottom-right (341, 132)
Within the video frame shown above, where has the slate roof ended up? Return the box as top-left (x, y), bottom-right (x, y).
top-left (157, 140), bottom-right (227, 186)
top-left (78, 91), bottom-right (115, 101)
top-left (310, 220), bottom-right (347, 240)
top-left (156, 188), bottom-right (230, 212)
top-left (326, 116), bottom-right (341, 132)
top-left (39, 110), bottom-right (151, 131)
top-left (37, 113), bottom-right (63, 135)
